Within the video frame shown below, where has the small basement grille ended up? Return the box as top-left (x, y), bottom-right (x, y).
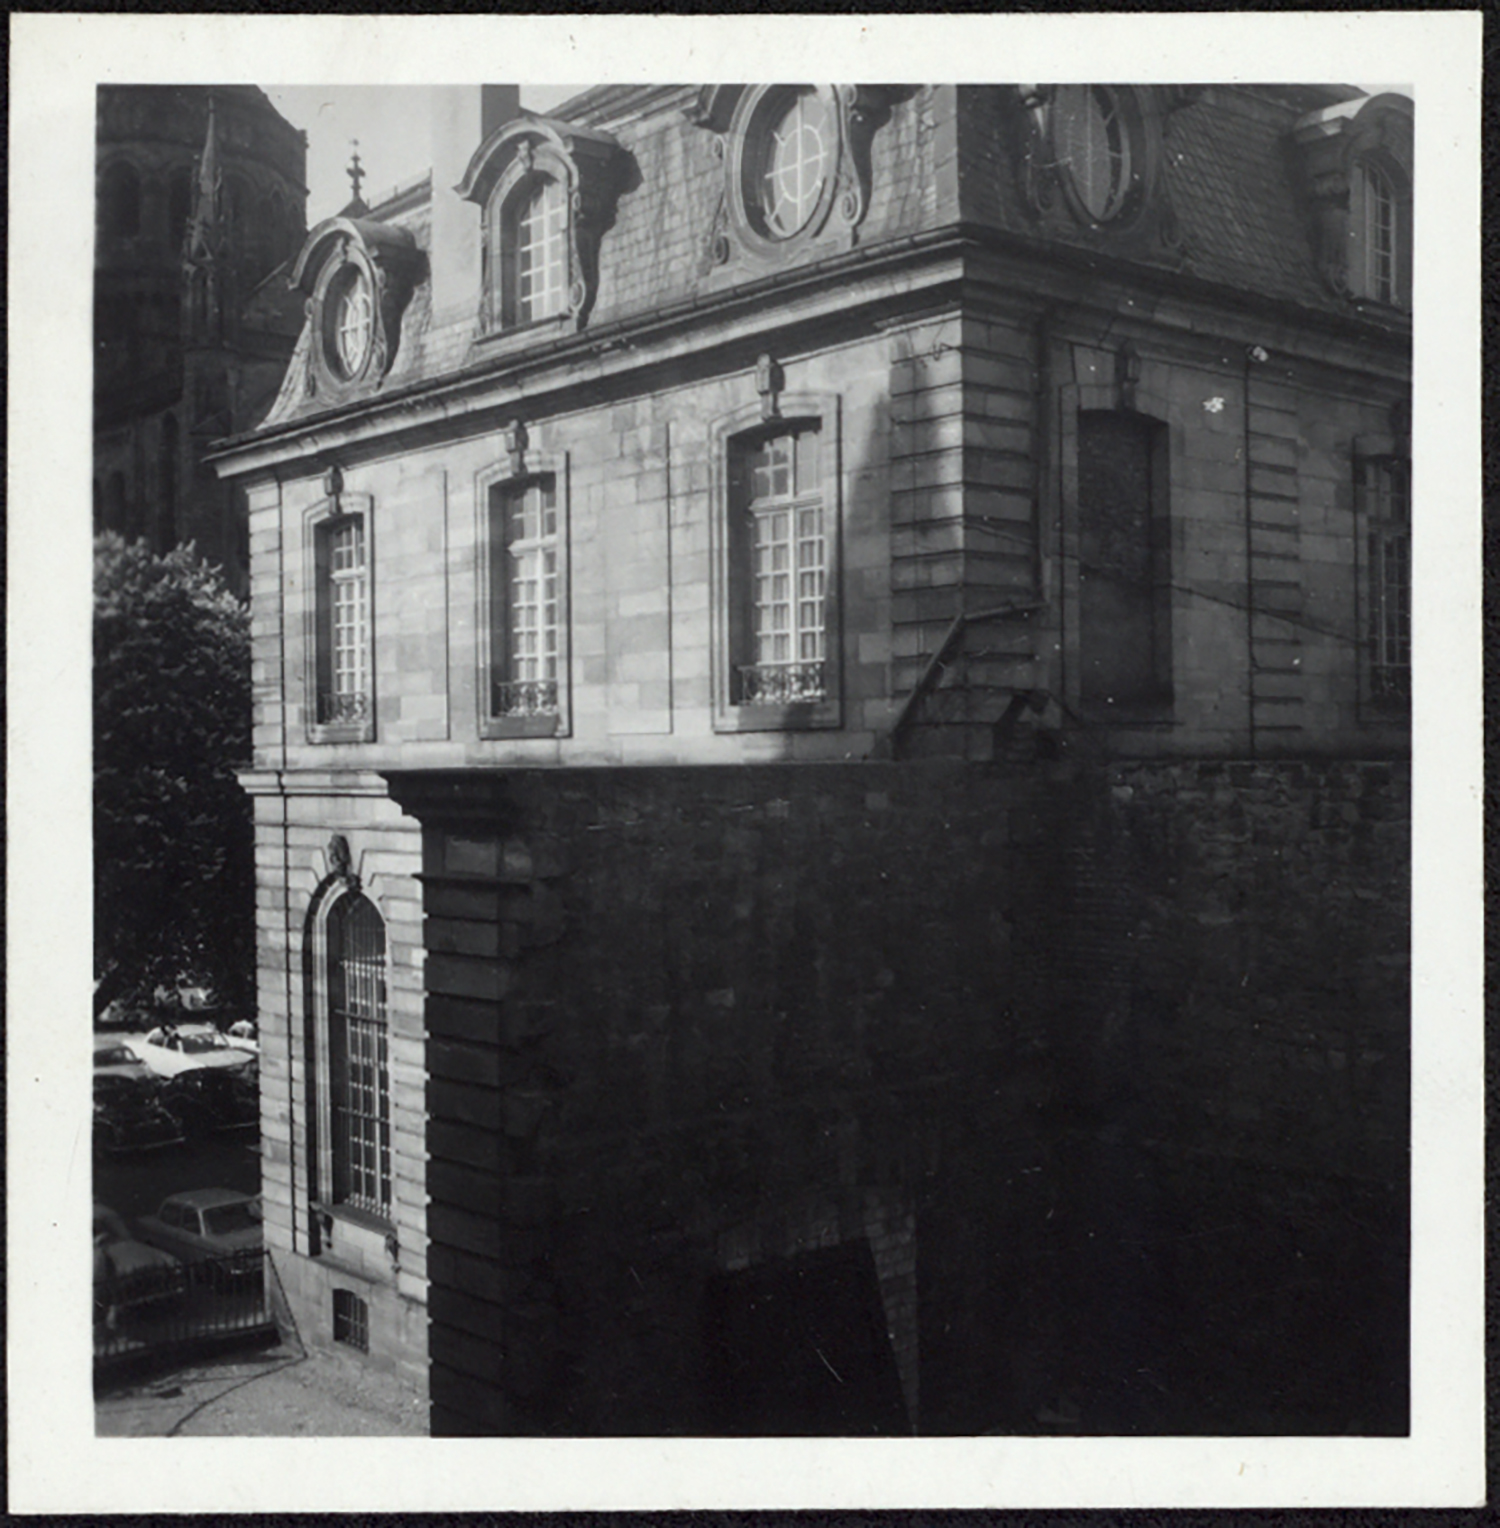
top-left (333, 1288), bottom-right (369, 1352)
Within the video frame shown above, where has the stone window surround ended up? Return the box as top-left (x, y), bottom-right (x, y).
top-left (290, 216), bottom-right (424, 406)
top-left (303, 865), bottom-right (399, 1273)
top-left (474, 442), bottom-right (573, 741)
top-left (457, 113), bottom-right (625, 347)
top-left (709, 391), bottom-right (843, 734)
top-left (303, 488), bottom-right (376, 745)
top-left (690, 85), bottom-right (892, 275)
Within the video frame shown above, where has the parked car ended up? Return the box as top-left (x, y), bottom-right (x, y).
top-left (130, 1023), bottom-right (254, 1078)
top-left (159, 1066), bottom-right (259, 1137)
top-left (135, 1189), bottom-right (264, 1287)
top-left (94, 1203), bottom-right (186, 1324)
top-left (225, 1018), bottom-right (259, 1055)
top-left (93, 1073), bottom-right (185, 1155)
top-left (93, 1036), bottom-right (154, 1084)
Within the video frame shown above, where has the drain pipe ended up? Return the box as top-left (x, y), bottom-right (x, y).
top-left (1242, 344), bottom-right (1265, 760)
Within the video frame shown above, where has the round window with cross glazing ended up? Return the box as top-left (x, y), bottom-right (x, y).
top-left (1051, 85), bottom-right (1139, 225)
top-left (746, 87), bottom-right (835, 241)
top-left (326, 266), bottom-right (373, 380)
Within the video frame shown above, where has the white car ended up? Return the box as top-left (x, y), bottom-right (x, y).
top-left (130, 1023), bottom-right (253, 1078)
top-left (225, 1019), bottom-right (259, 1055)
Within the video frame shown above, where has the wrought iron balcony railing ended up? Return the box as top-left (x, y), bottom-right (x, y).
top-left (318, 691), bottom-right (370, 725)
top-left (492, 678), bottom-right (560, 718)
top-left (734, 661), bottom-right (826, 706)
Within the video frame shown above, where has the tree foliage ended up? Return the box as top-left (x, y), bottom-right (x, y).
top-left (94, 533), bottom-right (254, 1015)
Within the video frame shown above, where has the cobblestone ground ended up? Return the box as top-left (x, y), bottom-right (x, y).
top-left (95, 1338), bottom-right (428, 1436)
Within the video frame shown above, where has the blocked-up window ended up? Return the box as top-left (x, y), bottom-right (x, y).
top-left (1360, 456), bottom-right (1410, 703)
top-left (1077, 410), bottom-right (1171, 707)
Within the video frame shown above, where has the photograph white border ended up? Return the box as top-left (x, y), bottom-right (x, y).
top-left (7, 11), bottom-right (1483, 1512)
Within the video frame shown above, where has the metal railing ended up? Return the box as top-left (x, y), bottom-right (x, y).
top-left (318, 690), bottom-right (370, 725)
top-left (492, 678), bottom-right (559, 717)
top-left (94, 1249), bottom-right (276, 1368)
top-left (734, 661), bottom-right (826, 706)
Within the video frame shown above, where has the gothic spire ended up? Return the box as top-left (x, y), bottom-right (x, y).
top-left (184, 91), bottom-right (222, 266)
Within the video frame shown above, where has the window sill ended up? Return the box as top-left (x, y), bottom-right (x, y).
top-left (312, 1201), bottom-right (398, 1283)
top-left (1078, 700), bottom-right (1176, 728)
top-left (714, 699), bottom-right (842, 733)
top-left (308, 722), bottom-right (375, 746)
top-left (479, 712), bottom-right (564, 741)
top-left (470, 313), bottom-right (573, 359)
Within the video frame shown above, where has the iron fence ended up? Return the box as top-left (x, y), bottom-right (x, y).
top-left (94, 1248), bottom-right (277, 1368)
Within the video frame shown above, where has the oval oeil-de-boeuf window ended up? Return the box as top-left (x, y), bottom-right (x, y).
top-left (751, 87), bottom-right (834, 239)
top-left (329, 268), bottom-right (373, 379)
top-left (1052, 85), bottom-right (1135, 224)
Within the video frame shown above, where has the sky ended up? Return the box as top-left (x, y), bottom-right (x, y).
top-left (265, 85), bottom-right (583, 223)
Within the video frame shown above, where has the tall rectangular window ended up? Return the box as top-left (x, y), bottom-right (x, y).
top-left (486, 474), bottom-right (564, 730)
top-left (733, 426), bottom-right (827, 706)
top-left (311, 506), bottom-right (373, 738)
top-left (1361, 457), bottom-right (1410, 702)
top-left (1077, 410), bottom-right (1171, 708)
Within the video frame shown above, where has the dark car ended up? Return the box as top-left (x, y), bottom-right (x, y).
top-left (159, 1065), bottom-right (259, 1137)
top-left (93, 1073), bottom-right (185, 1155)
top-left (94, 1203), bottom-right (186, 1327)
top-left (135, 1189), bottom-right (264, 1290)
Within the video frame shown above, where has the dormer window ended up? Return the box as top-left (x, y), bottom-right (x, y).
top-left (290, 216), bottom-right (424, 404)
top-left (458, 114), bottom-right (625, 343)
top-left (688, 86), bottom-right (894, 273)
top-left (1291, 92), bottom-right (1413, 311)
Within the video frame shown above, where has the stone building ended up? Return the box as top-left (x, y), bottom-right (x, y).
top-left (211, 84), bottom-right (1412, 1435)
top-left (95, 85), bottom-right (307, 591)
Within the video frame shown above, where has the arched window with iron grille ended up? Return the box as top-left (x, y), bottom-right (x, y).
top-left (323, 891), bottom-right (391, 1216)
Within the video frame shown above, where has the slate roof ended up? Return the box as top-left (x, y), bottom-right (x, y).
top-left (255, 83), bottom-right (1406, 435)
top-left (1162, 86), bottom-right (1332, 311)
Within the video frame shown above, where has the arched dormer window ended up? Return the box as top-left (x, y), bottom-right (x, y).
top-left (457, 113), bottom-right (625, 342)
top-left (1292, 92), bottom-right (1413, 311)
top-left (100, 161), bottom-right (142, 239)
